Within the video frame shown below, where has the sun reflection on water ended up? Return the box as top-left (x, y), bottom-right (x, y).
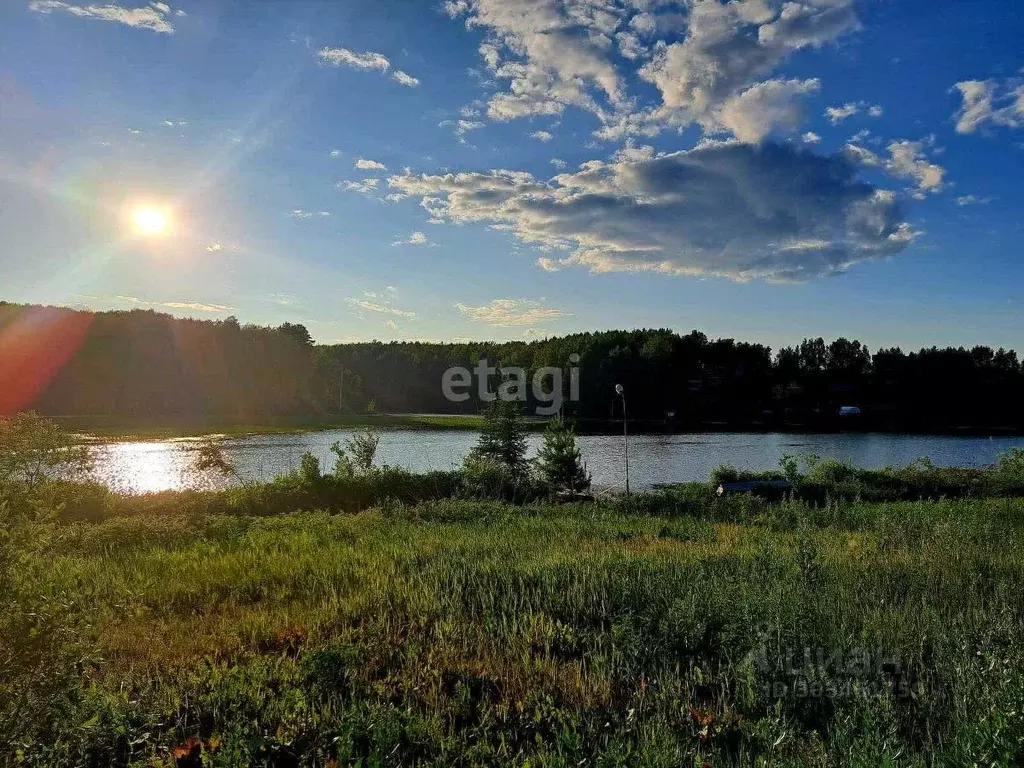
top-left (90, 441), bottom-right (232, 494)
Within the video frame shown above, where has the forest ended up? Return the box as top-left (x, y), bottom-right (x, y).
top-left (1, 301), bottom-right (1021, 432)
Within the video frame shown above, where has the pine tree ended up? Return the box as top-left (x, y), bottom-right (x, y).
top-left (535, 415), bottom-right (591, 495)
top-left (467, 399), bottom-right (529, 474)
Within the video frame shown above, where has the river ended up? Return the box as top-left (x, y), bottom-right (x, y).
top-left (88, 430), bottom-right (1024, 494)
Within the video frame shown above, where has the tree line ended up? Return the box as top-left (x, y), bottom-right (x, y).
top-left (1, 302), bottom-right (1021, 432)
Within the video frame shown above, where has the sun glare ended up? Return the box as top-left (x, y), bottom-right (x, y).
top-left (132, 206), bottom-right (169, 236)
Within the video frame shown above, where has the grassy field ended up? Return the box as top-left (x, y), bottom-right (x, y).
top-left (5, 494), bottom-right (1024, 766)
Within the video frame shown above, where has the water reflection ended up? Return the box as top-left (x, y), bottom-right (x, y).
top-left (88, 430), bottom-right (1024, 495)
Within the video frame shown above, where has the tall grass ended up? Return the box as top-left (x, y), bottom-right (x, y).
top-left (4, 493), bottom-right (1024, 766)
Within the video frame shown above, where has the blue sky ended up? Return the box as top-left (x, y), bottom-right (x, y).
top-left (0, 0), bottom-right (1022, 352)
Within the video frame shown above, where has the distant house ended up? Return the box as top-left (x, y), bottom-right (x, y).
top-left (838, 406), bottom-right (862, 417)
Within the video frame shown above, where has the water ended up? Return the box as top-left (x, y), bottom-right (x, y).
top-left (89, 430), bottom-right (1024, 494)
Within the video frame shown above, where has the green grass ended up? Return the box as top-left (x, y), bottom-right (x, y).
top-left (4, 493), bottom-right (1024, 766)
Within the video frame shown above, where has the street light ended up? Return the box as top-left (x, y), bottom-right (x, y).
top-left (615, 383), bottom-right (630, 497)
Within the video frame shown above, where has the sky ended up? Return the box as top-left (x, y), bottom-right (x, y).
top-left (0, 0), bottom-right (1022, 352)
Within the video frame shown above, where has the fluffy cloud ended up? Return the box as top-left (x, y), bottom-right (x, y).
top-left (446, 0), bottom-right (626, 121)
top-left (455, 299), bottom-right (568, 327)
top-left (843, 139), bottom-right (946, 199)
top-left (530, 130), bottom-right (554, 142)
top-left (802, 131), bottom-right (822, 144)
top-left (718, 78), bottom-right (821, 144)
top-left (826, 101), bottom-right (883, 124)
top-left (317, 46), bottom-right (421, 87)
top-left (28, 1), bottom-right (176, 33)
top-left (392, 231), bottom-right (432, 246)
top-left (618, 0), bottom-right (858, 140)
top-left (826, 103), bottom-right (858, 124)
top-left (447, 0), bottom-right (861, 144)
top-left (953, 78), bottom-right (1024, 134)
top-left (318, 47), bottom-right (390, 72)
top-left (355, 158), bottom-right (387, 171)
top-left (392, 70), bottom-right (420, 87)
top-left (439, 119), bottom-right (485, 143)
top-left (289, 209), bottom-right (331, 218)
top-left (390, 141), bottom-right (918, 283)
top-left (339, 178), bottom-right (381, 197)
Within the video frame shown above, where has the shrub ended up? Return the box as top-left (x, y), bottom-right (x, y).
top-left (535, 416), bottom-right (591, 496)
top-left (330, 429), bottom-right (380, 477)
top-left (467, 400), bottom-right (529, 477)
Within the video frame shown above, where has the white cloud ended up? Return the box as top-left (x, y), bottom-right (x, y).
top-left (29, 0), bottom-right (176, 33)
top-left (447, 0), bottom-right (859, 143)
top-left (455, 298), bottom-right (568, 327)
top-left (844, 139), bottom-right (946, 198)
top-left (392, 231), bottom-right (432, 246)
top-left (330, 149), bottom-right (342, 157)
top-left (885, 140), bottom-right (946, 198)
top-left (530, 130), bottom-right (554, 142)
top-left (205, 243), bottom-right (224, 253)
top-left (392, 70), bottom-right (420, 87)
top-left (826, 101), bottom-right (882, 124)
top-left (317, 46), bottom-right (390, 72)
top-left (317, 46), bottom-right (421, 87)
top-left (440, 119), bottom-right (485, 142)
top-left (289, 209), bottom-right (331, 218)
top-left (355, 158), bottom-right (387, 171)
top-left (345, 298), bottom-right (416, 318)
top-left (390, 141), bottom-right (918, 283)
top-left (615, 31), bottom-right (647, 61)
top-left (826, 103), bottom-right (859, 124)
top-left (719, 78), bottom-right (820, 144)
top-left (956, 194), bottom-right (994, 207)
top-left (953, 78), bottom-right (1024, 134)
top-left (446, 0), bottom-right (627, 121)
top-left (340, 178), bottom-right (381, 197)
top-left (802, 131), bottom-right (822, 144)
top-left (162, 301), bottom-right (233, 313)
top-left (612, 0), bottom-right (859, 141)
top-left (118, 296), bottom-right (232, 313)
top-left (550, 158), bottom-right (568, 169)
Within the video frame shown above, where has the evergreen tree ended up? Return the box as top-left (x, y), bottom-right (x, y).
top-left (467, 399), bottom-right (529, 474)
top-left (535, 415), bottom-right (591, 494)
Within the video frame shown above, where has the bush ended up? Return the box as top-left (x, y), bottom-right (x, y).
top-left (467, 400), bottom-right (529, 477)
top-left (535, 416), bottom-right (591, 496)
top-left (331, 429), bottom-right (380, 477)
top-left (459, 456), bottom-right (547, 503)
top-left (710, 464), bottom-right (785, 487)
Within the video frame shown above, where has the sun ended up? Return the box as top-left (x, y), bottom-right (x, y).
top-left (131, 206), bottom-right (170, 236)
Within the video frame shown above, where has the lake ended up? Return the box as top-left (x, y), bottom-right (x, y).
top-left (89, 430), bottom-right (1024, 494)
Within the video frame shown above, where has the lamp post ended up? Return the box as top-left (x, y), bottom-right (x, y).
top-left (615, 383), bottom-right (630, 497)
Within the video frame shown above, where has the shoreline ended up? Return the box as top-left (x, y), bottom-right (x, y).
top-left (48, 413), bottom-right (1024, 442)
